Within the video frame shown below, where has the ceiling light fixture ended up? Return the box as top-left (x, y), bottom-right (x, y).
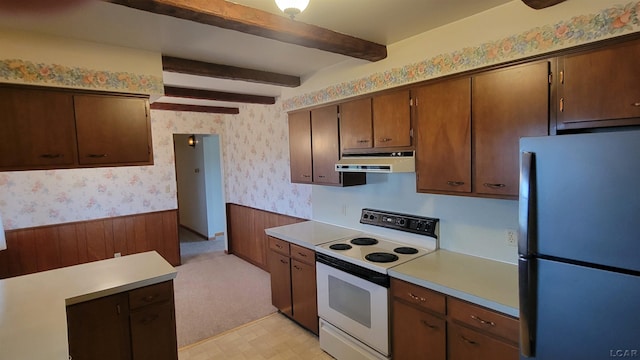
top-left (275, 0), bottom-right (309, 19)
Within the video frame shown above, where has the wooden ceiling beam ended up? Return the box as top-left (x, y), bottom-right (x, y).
top-left (150, 102), bottom-right (239, 114)
top-left (103, 0), bottom-right (387, 62)
top-left (162, 56), bottom-right (300, 87)
top-left (164, 86), bottom-right (276, 104)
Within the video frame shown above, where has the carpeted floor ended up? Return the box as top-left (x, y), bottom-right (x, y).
top-left (174, 231), bottom-right (277, 348)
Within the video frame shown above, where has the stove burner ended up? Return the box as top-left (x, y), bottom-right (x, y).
top-left (351, 237), bottom-right (378, 246)
top-left (329, 243), bottom-right (352, 251)
top-left (365, 252), bottom-right (399, 263)
top-left (394, 247), bottom-right (419, 255)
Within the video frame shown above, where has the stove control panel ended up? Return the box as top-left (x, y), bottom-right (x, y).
top-left (360, 208), bottom-right (439, 238)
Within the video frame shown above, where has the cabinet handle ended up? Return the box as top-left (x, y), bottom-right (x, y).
top-left (279, 259), bottom-right (288, 264)
top-left (408, 292), bottom-right (426, 302)
top-left (293, 265), bottom-right (302, 270)
top-left (318, 175), bottom-right (326, 178)
top-left (483, 183), bottom-right (506, 189)
top-left (87, 153), bottom-right (108, 158)
top-left (40, 153), bottom-right (63, 159)
top-left (297, 252), bottom-right (307, 257)
top-left (421, 319), bottom-right (438, 330)
top-left (142, 295), bottom-right (158, 303)
top-left (461, 335), bottom-right (478, 345)
top-left (275, 243), bottom-right (283, 249)
top-left (140, 314), bottom-right (160, 325)
top-left (559, 97), bottom-right (564, 112)
top-left (379, 138), bottom-right (392, 142)
top-left (302, 174), bottom-right (311, 178)
top-left (470, 315), bottom-right (496, 327)
top-left (357, 139), bottom-right (370, 143)
top-left (632, 102), bottom-right (640, 107)
top-left (447, 181), bottom-right (465, 187)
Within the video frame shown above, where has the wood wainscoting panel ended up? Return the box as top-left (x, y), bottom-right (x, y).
top-left (0, 210), bottom-right (180, 279)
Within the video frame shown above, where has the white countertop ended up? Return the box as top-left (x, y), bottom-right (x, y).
top-left (265, 221), bottom-right (362, 249)
top-left (388, 250), bottom-right (519, 317)
top-left (0, 251), bottom-right (177, 360)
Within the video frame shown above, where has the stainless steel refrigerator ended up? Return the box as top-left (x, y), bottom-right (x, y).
top-left (518, 130), bottom-right (640, 360)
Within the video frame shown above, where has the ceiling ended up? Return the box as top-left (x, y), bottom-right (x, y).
top-left (0, 0), bottom-right (514, 110)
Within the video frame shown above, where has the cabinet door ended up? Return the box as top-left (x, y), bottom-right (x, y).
top-left (130, 301), bottom-right (178, 360)
top-left (291, 259), bottom-right (319, 335)
top-left (67, 293), bottom-right (132, 360)
top-left (415, 78), bottom-right (471, 193)
top-left (268, 250), bottom-right (292, 317)
top-left (372, 90), bottom-right (412, 148)
top-left (311, 106), bottom-right (341, 185)
top-left (472, 61), bottom-right (549, 197)
top-left (0, 87), bottom-right (77, 169)
top-left (448, 323), bottom-right (518, 360)
top-left (74, 95), bottom-right (152, 165)
top-left (288, 111), bottom-right (313, 183)
top-left (392, 300), bottom-right (446, 360)
top-left (558, 39), bottom-right (640, 129)
top-left (340, 98), bottom-right (373, 151)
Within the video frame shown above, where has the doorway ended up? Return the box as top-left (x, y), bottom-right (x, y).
top-left (173, 134), bottom-right (227, 261)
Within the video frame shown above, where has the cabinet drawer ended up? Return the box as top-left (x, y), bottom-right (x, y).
top-left (390, 279), bottom-right (446, 315)
top-left (448, 297), bottom-right (518, 344)
top-left (129, 281), bottom-right (174, 310)
top-left (290, 244), bottom-right (314, 265)
top-left (448, 323), bottom-right (518, 360)
top-left (269, 237), bottom-right (290, 256)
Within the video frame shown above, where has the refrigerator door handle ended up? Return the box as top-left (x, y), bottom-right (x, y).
top-left (519, 151), bottom-right (535, 256)
top-left (519, 257), bottom-right (536, 357)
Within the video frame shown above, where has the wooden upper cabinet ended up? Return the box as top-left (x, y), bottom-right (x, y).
top-left (372, 89), bottom-right (412, 148)
top-left (0, 87), bottom-right (78, 170)
top-left (414, 78), bottom-right (471, 194)
top-left (288, 111), bottom-right (313, 183)
top-left (311, 106), bottom-right (341, 185)
top-left (75, 95), bottom-right (152, 166)
top-left (340, 98), bottom-right (373, 151)
top-left (557, 38), bottom-right (640, 130)
top-left (472, 61), bottom-right (550, 198)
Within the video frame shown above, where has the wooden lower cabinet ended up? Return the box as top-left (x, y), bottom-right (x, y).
top-left (67, 281), bottom-right (177, 360)
top-left (391, 278), bottom-right (518, 360)
top-left (268, 236), bottom-right (318, 335)
top-left (392, 299), bottom-right (446, 360)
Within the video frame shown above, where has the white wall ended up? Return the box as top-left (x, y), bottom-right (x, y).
top-left (312, 174), bottom-right (518, 264)
top-left (203, 135), bottom-right (225, 237)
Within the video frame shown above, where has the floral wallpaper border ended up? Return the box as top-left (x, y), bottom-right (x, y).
top-left (283, 1), bottom-right (640, 110)
top-left (0, 59), bottom-right (164, 94)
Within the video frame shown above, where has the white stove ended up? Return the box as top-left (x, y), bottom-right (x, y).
top-left (315, 208), bottom-right (440, 360)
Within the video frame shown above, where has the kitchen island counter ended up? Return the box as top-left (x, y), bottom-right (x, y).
top-left (389, 250), bottom-right (518, 317)
top-left (265, 220), bottom-right (361, 250)
top-left (0, 251), bottom-right (177, 360)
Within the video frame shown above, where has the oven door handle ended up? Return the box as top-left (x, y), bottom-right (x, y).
top-left (316, 252), bottom-right (390, 288)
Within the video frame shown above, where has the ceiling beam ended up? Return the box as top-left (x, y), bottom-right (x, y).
top-left (164, 86), bottom-right (276, 104)
top-left (162, 56), bottom-right (300, 87)
top-left (103, 0), bottom-right (387, 62)
top-left (521, 0), bottom-right (567, 9)
top-left (150, 102), bottom-right (239, 114)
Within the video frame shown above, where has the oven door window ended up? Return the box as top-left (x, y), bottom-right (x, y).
top-left (328, 275), bottom-right (371, 328)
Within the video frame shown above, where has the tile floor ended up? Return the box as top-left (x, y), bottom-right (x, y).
top-left (178, 313), bottom-right (333, 360)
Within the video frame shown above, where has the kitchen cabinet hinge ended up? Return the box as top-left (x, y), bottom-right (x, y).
top-left (548, 73), bottom-right (552, 84)
top-left (410, 128), bottom-right (414, 138)
top-left (410, 98), bottom-right (415, 107)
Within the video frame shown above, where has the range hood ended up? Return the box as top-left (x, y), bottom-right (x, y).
top-left (335, 151), bottom-right (415, 173)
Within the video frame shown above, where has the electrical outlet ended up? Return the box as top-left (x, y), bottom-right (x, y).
top-left (506, 230), bottom-right (518, 247)
top-left (114, 252), bottom-right (121, 258)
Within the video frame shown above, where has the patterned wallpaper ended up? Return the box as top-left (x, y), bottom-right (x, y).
top-left (282, 1), bottom-right (640, 110)
top-left (0, 59), bottom-right (163, 95)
